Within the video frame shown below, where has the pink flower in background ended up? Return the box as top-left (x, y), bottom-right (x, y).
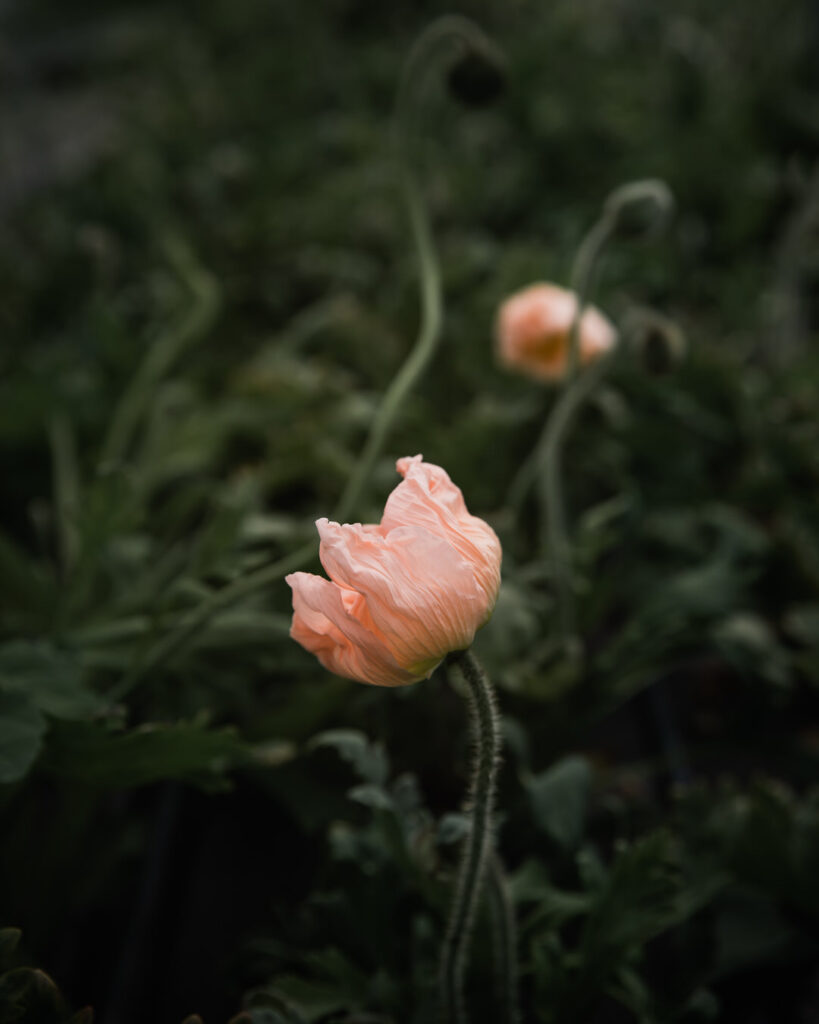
top-left (286, 456), bottom-right (501, 686)
top-left (496, 282), bottom-right (617, 382)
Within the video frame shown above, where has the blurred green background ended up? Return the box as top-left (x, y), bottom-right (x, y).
top-left (0, 0), bottom-right (818, 1021)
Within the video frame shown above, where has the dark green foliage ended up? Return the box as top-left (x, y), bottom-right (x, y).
top-left (0, 0), bottom-right (818, 1020)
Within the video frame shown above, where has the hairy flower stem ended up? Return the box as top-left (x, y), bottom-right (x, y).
top-left (487, 852), bottom-right (521, 1024)
top-left (440, 649), bottom-right (501, 1024)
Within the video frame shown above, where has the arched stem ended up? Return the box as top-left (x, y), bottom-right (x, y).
top-left (539, 354), bottom-right (613, 645)
top-left (109, 18), bottom-right (499, 701)
top-left (332, 158), bottom-right (441, 524)
top-left (540, 179), bottom-right (673, 650)
top-left (439, 649), bottom-right (501, 1024)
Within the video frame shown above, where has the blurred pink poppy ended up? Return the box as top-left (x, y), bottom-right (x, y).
top-left (496, 282), bottom-right (617, 381)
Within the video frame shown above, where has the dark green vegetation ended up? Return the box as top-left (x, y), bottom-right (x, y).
top-left (1, 0), bottom-right (818, 1021)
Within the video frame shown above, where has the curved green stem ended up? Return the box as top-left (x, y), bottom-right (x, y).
top-left (107, 540), bottom-right (317, 702)
top-left (539, 354), bottom-right (613, 645)
top-left (487, 852), bottom-right (520, 1024)
top-left (539, 179), bottom-right (672, 649)
top-left (439, 649), bottom-right (501, 1024)
top-left (394, 15), bottom-right (502, 144)
top-left (566, 180), bottom-right (671, 379)
top-left (565, 214), bottom-right (614, 380)
top-left (109, 18), bottom-right (501, 700)
top-left (49, 413), bottom-right (80, 578)
top-left (332, 159), bottom-right (441, 524)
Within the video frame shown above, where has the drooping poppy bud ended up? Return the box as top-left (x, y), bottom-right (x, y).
top-left (447, 46), bottom-right (506, 108)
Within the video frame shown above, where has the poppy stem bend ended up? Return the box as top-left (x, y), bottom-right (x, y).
top-left (567, 178), bottom-right (673, 380)
top-left (106, 19), bottom-right (503, 702)
top-left (539, 353), bottom-right (613, 646)
top-left (439, 648), bottom-right (502, 1024)
top-left (541, 178), bottom-right (673, 653)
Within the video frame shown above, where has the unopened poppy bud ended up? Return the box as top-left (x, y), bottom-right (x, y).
top-left (287, 456), bottom-right (501, 687)
top-left (623, 307), bottom-right (687, 374)
top-left (447, 46), bottom-right (506, 107)
top-left (495, 282), bottom-right (617, 382)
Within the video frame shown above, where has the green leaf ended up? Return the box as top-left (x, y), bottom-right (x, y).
top-left (528, 756), bottom-right (592, 850)
top-left (437, 812), bottom-right (470, 846)
top-left (0, 692), bottom-right (46, 785)
top-left (265, 976), bottom-right (351, 1023)
top-left (580, 832), bottom-right (680, 976)
top-left (348, 783), bottom-right (393, 811)
top-left (0, 530), bottom-right (50, 625)
top-left (42, 719), bottom-right (250, 790)
top-left (307, 729), bottom-right (388, 785)
top-left (711, 613), bottom-right (792, 688)
top-left (235, 986), bottom-right (308, 1024)
top-left (783, 605), bottom-right (819, 647)
top-left (0, 967), bottom-right (65, 1023)
top-left (545, 833), bottom-right (682, 1020)
top-left (0, 642), bottom-right (104, 721)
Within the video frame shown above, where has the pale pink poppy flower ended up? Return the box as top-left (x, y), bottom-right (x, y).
top-left (286, 455), bottom-right (502, 686)
top-left (495, 282), bottom-right (617, 382)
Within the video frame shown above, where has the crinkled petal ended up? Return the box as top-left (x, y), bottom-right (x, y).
top-left (383, 456), bottom-right (501, 619)
top-left (316, 518), bottom-right (484, 666)
top-left (286, 571), bottom-right (423, 686)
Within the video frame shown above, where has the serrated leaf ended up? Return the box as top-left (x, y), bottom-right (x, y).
top-left (0, 642), bottom-right (104, 720)
top-left (437, 812), bottom-right (470, 846)
top-left (712, 613), bottom-right (791, 688)
top-left (0, 967), bottom-right (64, 1023)
top-left (580, 833), bottom-right (680, 981)
top-left (239, 984), bottom-right (308, 1024)
top-left (348, 783), bottom-right (393, 811)
top-left (528, 756), bottom-right (592, 850)
top-left (307, 730), bottom-right (388, 785)
top-left (266, 975), bottom-right (351, 1023)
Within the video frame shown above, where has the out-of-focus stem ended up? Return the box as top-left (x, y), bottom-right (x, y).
top-left (49, 412), bottom-right (80, 576)
top-left (100, 236), bottom-right (221, 469)
top-left (541, 179), bottom-right (672, 650)
top-left (487, 851), bottom-right (521, 1024)
top-left (539, 354), bottom-right (612, 644)
top-left (107, 540), bottom-right (317, 702)
top-left (332, 158), bottom-right (441, 524)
